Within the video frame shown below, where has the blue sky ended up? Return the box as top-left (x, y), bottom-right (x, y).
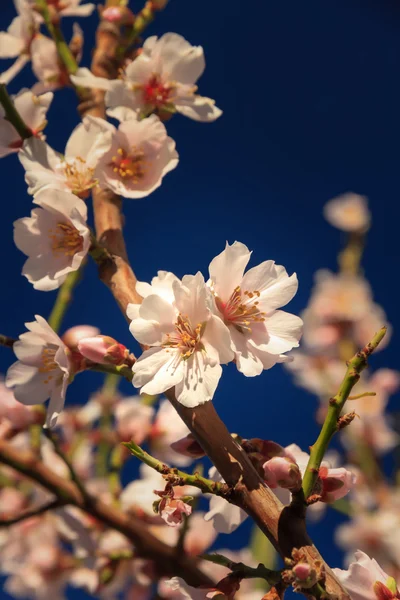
top-left (0, 0), bottom-right (400, 598)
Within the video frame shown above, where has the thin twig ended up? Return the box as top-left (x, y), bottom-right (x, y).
top-left (48, 263), bottom-right (85, 333)
top-left (0, 84), bottom-right (32, 140)
top-left (301, 327), bottom-right (387, 500)
top-left (0, 498), bottom-right (65, 527)
top-left (0, 334), bottom-right (16, 348)
top-left (35, 0), bottom-right (79, 75)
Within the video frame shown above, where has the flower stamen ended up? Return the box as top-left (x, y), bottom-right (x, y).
top-left (215, 286), bottom-right (266, 332)
top-left (49, 222), bottom-right (83, 257)
top-left (163, 314), bottom-right (204, 359)
top-left (110, 146), bottom-right (147, 181)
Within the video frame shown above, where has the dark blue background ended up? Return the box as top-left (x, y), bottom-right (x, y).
top-left (1, 0), bottom-right (400, 597)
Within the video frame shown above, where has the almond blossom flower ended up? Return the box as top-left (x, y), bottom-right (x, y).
top-left (13, 189), bottom-right (90, 291)
top-left (93, 113), bottom-right (178, 199)
top-left (0, 378), bottom-right (37, 435)
top-left (0, 88), bottom-right (53, 158)
top-left (71, 33), bottom-right (222, 122)
top-left (136, 270), bottom-right (179, 303)
top-left (128, 272), bottom-right (233, 407)
top-left (19, 115), bottom-right (112, 197)
top-left (333, 551), bottom-right (400, 600)
top-left (159, 496), bottom-right (192, 527)
top-left (115, 396), bottom-right (154, 444)
top-left (208, 241), bottom-right (302, 376)
top-left (323, 192), bottom-right (371, 232)
top-left (5, 315), bottom-right (71, 428)
top-left (0, 0), bottom-right (39, 84)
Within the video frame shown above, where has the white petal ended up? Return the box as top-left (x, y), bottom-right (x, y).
top-left (205, 494), bottom-right (247, 534)
top-left (203, 315), bottom-right (234, 365)
top-left (253, 311), bottom-right (303, 354)
top-left (70, 67), bottom-right (113, 91)
top-left (45, 388), bottom-right (66, 428)
top-left (175, 356), bottom-right (221, 407)
top-left (208, 241), bottom-right (251, 302)
top-left (241, 262), bottom-right (298, 311)
top-left (175, 95), bottom-right (222, 122)
top-left (0, 55), bottom-right (29, 84)
top-left (155, 33), bottom-right (205, 84)
top-left (133, 347), bottom-right (184, 394)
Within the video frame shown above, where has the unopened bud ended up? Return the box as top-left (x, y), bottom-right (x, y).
top-left (62, 325), bottom-right (100, 350)
top-left (101, 5), bottom-right (134, 24)
top-left (292, 563), bottom-right (318, 589)
top-left (319, 466), bottom-right (355, 503)
top-left (170, 433), bottom-right (205, 458)
top-left (293, 563), bottom-right (312, 582)
top-left (337, 411), bottom-right (356, 430)
top-left (263, 456), bottom-right (302, 491)
top-left (78, 336), bottom-right (129, 365)
top-left (150, 0), bottom-right (169, 10)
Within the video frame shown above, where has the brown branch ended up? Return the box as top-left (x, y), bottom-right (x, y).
top-left (0, 438), bottom-right (211, 587)
top-left (74, 5), bottom-right (349, 599)
top-left (0, 498), bottom-right (66, 526)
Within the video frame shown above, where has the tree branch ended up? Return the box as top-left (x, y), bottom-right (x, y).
top-left (0, 84), bottom-right (32, 140)
top-left (302, 327), bottom-right (387, 499)
top-left (0, 437), bottom-right (211, 587)
top-left (0, 498), bottom-right (66, 527)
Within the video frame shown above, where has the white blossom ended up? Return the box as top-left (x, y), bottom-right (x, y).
top-left (13, 189), bottom-right (90, 291)
top-left (324, 192), bottom-right (371, 232)
top-left (71, 33), bottom-right (222, 122)
top-left (30, 0), bottom-right (95, 19)
top-left (6, 315), bottom-right (71, 428)
top-left (208, 241), bottom-right (303, 376)
top-left (0, 88), bottom-right (53, 158)
top-left (94, 113), bottom-right (178, 199)
top-left (128, 272), bottom-right (233, 407)
top-left (0, 0), bottom-right (39, 84)
top-left (333, 551), bottom-right (398, 600)
top-left (19, 116), bottom-right (112, 197)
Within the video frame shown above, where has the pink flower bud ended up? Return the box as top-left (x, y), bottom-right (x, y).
top-left (263, 456), bottom-right (302, 491)
top-left (102, 6), bottom-right (134, 24)
top-left (293, 563), bottom-right (312, 582)
top-left (319, 466), bottom-right (355, 503)
top-left (62, 325), bottom-right (100, 350)
top-left (160, 497), bottom-right (192, 527)
top-left (170, 434), bottom-right (206, 458)
top-left (78, 336), bottom-right (128, 365)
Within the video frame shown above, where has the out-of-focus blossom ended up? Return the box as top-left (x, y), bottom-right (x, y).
top-left (6, 315), bottom-right (71, 428)
top-left (30, 25), bottom-right (83, 94)
top-left (128, 272), bottom-right (233, 407)
top-left (19, 116), bottom-right (112, 197)
top-left (170, 433), bottom-right (205, 460)
top-left (324, 193), bottom-right (371, 233)
top-left (115, 396), bottom-right (155, 443)
top-left (204, 467), bottom-right (247, 534)
top-left (71, 33), bottom-right (222, 122)
top-left (333, 551), bottom-right (399, 600)
top-left (335, 505), bottom-right (400, 569)
top-left (285, 352), bottom-right (345, 399)
top-left (150, 399), bottom-right (193, 467)
top-left (208, 241), bottom-right (302, 377)
top-left (0, 88), bottom-right (53, 158)
top-left (0, 487), bottom-right (27, 518)
top-left (163, 577), bottom-right (225, 599)
top-left (13, 189), bottom-right (90, 291)
top-left (93, 113), bottom-right (178, 199)
top-left (31, 0), bottom-right (95, 19)
top-left (62, 325), bottom-right (100, 350)
top-left (0, 0), bottom-right (39, 84)
top-left (0, 379), bottom-right (37, 435)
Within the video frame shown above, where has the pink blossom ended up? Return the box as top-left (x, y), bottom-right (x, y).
top-left (170, 434), bottom-right (206, 459)
top-left (323, 192), bottom-right (371, 232)
top-left (319, 466), bottom-right (356, 502)
top-left (78, 335), bottom-right (129, 365)
top-left (333, 551), bottom-right (399, 600)
top-left (160, 497), bottom-right (192, 528)
top-left (62, 325), bottom-right (100, 350)
top-left (263, 456), bottom-right (302, 491)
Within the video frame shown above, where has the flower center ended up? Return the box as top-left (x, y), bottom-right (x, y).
top-left (141, 74), bottom-right (172, 108)
top-left (163, 314), bottom-right (204, 359)
top-left (110, 147), bottom-right (146, 181)
top-left (216, 286), bottom-right (266, 332)
top-left (61, 157), bottom-right (96, 199)
top-left (38, 347), bottom-right (58, 384)
top-left (49, 222), bottom-right (83, 257)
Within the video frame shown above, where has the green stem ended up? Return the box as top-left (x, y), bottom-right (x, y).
top-left (0, 84), bottom-right (33, 139)
top-left (302, 327), bottom-right (387, 500)
top-left (35, 0), bottom-right (78, 75)
top-left (88, 362), bottom-right (133, 381)
top-left (124, 440), bottom-right (232, 497)
top-left (120, 3), bottom-right (155, 54)
top-left (338, 232), bottom-right (365, 276)
top-left (48, 265), bottom-right (84, 333)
